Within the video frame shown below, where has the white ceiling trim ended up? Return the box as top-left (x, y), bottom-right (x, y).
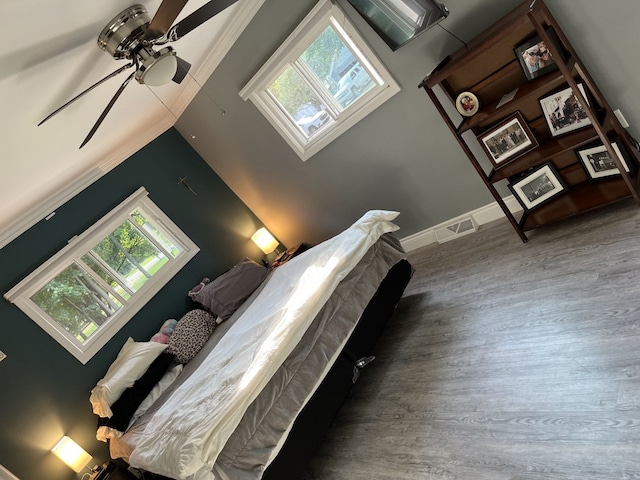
top-left (0, 115), bottom-right (174, 251)
top-left (0, 0), bottom-right (265, 250)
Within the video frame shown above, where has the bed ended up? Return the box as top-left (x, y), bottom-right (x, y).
top-left (92, 210), bottom-right (413, 480)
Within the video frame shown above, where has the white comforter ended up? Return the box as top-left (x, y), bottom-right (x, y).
top-left (128, 210), bottom-right (400, 479)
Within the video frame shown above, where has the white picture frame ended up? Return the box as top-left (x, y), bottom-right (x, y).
top-left (577, 141), bottom-right (630, 179)
top-left (539, 83), bottom-right (592, 136)
top-left (509, 162), bottom-right (567, 211)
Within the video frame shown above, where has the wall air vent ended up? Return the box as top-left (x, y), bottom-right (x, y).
top-left (434, 216), bottom-right (478, 244)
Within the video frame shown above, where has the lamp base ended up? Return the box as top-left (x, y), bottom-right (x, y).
top-left (271, 243), bottom-right (310, 268)
top-left (87, 461), bottom-right (137, 479)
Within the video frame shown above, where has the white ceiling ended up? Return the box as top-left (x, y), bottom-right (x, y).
top-left (0, 0), bottom-right (263, 248)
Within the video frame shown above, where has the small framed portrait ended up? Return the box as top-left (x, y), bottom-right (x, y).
top-left (477, 112), bottom-right (538, 166)
top-left (509, 162), bottom-right (567, 211)
top-left (576, 141), bottom-right (631, 179)
top-left (515, 29), bottom-right (563, 81)
top-left (456, 91), bottom-right (479, 116)
top-left (539, 83), bottom-right (592, 137)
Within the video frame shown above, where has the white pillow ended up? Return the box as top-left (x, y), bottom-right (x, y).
top-left (96, 426), bottom-right (123, 443)
top-left (90, 338), bottom-right (167, 418)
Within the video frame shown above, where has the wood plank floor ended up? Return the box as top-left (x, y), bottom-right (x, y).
top-left (300, 200), bottom-right (640, 480)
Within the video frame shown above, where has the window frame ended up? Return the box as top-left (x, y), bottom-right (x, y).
top-left (239, 0), bottom-right (400, 161)
top-left (4, 187), bottom-right (200, 364)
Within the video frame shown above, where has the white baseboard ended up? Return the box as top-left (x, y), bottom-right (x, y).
top-left (400, 196), bottom-right (523, 252)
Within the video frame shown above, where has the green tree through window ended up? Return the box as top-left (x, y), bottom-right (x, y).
top-left (6, 187), bottom-right (200, 363)
top-left (31, 263), bottom-right (122, 341)
top-left (268, 26), bottom-right (360, 122)
top-left (30, 211), bottom-right (170, 343)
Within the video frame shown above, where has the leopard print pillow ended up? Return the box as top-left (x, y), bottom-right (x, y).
top-left (166, 309), bottom-right (216, 364)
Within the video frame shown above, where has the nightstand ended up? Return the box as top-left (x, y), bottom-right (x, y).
top-left (271, 243), bottom-right (310, 268)
top-left (89, 462), bottom-right (137, 480)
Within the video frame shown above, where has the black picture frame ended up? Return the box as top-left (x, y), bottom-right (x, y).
top-left (514, 29), bottom-right (564, 81)
top-left (576, 140), bottom-right (632, 180)
top-left (539, 83), bottom-right (592, 137)
top-left (508, 162), bottom-right (567, 212)
top-left (477, 112), bottom-right (538, 166)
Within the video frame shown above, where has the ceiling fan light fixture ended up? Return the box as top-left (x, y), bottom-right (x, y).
top-left (98, 4), bottom-right (150, 59)
top-left (42, 0), bottom-right (236, 148)
top-left (136, 46), bottom-right (178, 86)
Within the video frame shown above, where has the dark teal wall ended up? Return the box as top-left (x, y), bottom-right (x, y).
top-left (0, 128), bottom-right (269, 479)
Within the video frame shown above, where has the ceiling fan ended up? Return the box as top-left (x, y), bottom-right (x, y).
top-left (38, 0), bottom-right (239, 148)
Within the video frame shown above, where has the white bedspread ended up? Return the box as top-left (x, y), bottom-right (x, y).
top-left (128, 210), bottom-right (400, 479)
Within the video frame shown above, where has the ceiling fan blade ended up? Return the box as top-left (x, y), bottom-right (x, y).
top-left (145, 0), bottom-right (190, 41)
top-left (168, 0), bottom-right (239, 41)
top-left (172, 56), bottom-right (192, 84)
top-left (38, 62), bottom-right (134, 126)
top-left (79, 71), bottom-right (136, 149)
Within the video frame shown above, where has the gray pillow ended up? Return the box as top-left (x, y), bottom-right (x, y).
top-left (190, 258), bottom-right (269, 320)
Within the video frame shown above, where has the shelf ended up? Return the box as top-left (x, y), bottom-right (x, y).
top-left (520, 178), bottom-right (633, 231)
top-left (457, 68), bottom-right (573, 135)
top-left (420, 3), bottom-right (533, 88)
top-left (421, 0), bottom-right (640, 242)
top-left (489, 127), bottom-right (599, 182)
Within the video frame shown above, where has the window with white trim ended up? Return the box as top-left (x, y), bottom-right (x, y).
top-left (239, 0), bottom-right (400, 161)
top-left (4, 188), bottom-right (199, 364)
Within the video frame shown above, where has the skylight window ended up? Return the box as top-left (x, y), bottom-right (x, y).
top-left (240, 0), bottom-right (400, 161)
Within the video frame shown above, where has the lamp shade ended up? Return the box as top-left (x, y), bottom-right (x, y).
top-left (51, 436), bottom-right (92, 473)
top-left (251, 227), bottom-right (279, 254)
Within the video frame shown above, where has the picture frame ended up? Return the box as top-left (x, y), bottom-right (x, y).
top-left (455, 91), bottom-right (479, 117)
top-left (576, 141), bottom-right (631, 179)
top-left (509, 162), bottom-right (567, 212)
top-left (477, 112), bottom-right (538, 166)
top-left (539, 83), bottom-right (592, 137)
top-left (515, 29), bottom-right (564, 81)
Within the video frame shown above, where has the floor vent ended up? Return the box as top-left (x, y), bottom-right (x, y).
top-left (435, 217), bottom-right (478, 244)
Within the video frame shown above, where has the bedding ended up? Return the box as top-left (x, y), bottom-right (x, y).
top-left (96, 361), bottom-right (184, 442)
top-left (96, 352), bottom-right (176, 440)
top-left (166, 309), bottom-right (217, 364)
top-left (150, 319), bottom-right (178, 344)
top-left (89, 338), bottom-right (168, 418)
top-left (189, 258), bottom-right (269, 320)
top-left (128, 363), bottom-right (183, 427)
top-left (108, 210), bottom-right (408, 480)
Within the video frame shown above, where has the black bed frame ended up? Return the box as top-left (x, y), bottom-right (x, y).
top-left (263, 259), bottom-right (413, 480)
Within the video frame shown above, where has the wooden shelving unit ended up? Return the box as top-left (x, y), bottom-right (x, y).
top-left (420, 0), bottom-right (640, 242)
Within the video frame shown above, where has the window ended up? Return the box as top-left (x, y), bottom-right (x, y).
top-left (240, 0), bottom-right (400, 161)
top-left (4, 188), bottom-right (199, 364)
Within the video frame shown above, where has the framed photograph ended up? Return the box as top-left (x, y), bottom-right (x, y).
top-left (509, 162), bottom-right (567, 211)
top-left (576, 141), bottom-right (631, 179)
top-left (515, 29), bottom-right (563, 81)
top-left (456, 91), bottom-right (479, 117)
top-left (539, 83), bottom-right (592, 137)
top-left (478, 112), bottom-right (538, 166)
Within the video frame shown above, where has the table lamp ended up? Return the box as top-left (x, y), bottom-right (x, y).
top-left (251, 227), bottom-right (279, 255)
top-left (51, 436), bottom-right (92, 473)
